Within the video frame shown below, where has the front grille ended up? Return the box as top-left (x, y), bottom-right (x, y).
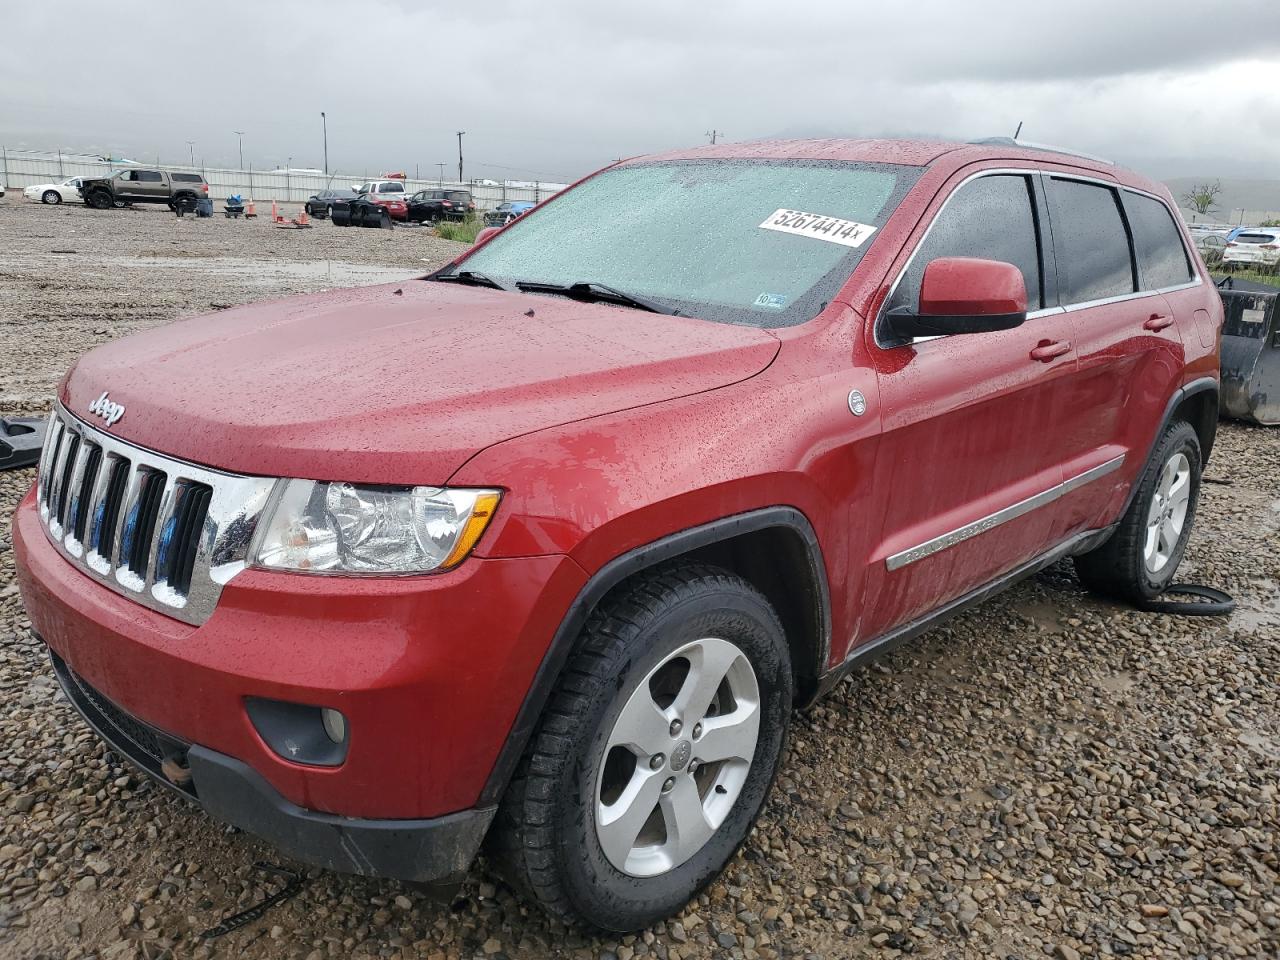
top-left (35, 404), bottom-right (277, 625)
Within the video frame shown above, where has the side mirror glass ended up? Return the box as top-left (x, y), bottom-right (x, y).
top-left (885, 257), bottom-right (1028, 339)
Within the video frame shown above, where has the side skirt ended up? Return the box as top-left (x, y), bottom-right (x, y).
top-left (805, 525), bottom-right (1115, 705)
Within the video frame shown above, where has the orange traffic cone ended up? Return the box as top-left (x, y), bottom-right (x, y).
top-left (297, 208), bottom-right (309, 226)
top-left (245, 199), bottom-right (257, 218)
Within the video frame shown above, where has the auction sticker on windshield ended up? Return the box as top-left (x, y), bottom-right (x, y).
top-left (759, 209), bottom-right (877, 247)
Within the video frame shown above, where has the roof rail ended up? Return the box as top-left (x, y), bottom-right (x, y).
top-left (968, 137), bottom-right (1113, 165)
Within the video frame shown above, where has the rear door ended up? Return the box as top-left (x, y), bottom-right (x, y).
top-left (1041, 176), bottom-right (1189, 540)
top-left (133, 170), bottom-right (166, 201)
top-left (859, 168), bottom-right (1074, 637)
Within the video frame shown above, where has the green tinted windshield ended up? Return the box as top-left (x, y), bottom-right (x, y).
top-left (456, 159), bottom-right (921, 327)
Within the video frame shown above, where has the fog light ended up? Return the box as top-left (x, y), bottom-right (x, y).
top-left (321, 708), bottom-right (346, 745)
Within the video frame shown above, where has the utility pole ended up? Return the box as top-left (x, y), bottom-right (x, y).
top-left (234, 131), bottom-right (245, 170)
top-left (321, 112), bottom-right (328, 175)
top-left (186, 140), bottom-right (195, 166)
top-left (436, 162), bottom-right (446, 185)
top-left (706, 129), bottom-right (721, 145)
top-left (456, 131), bottom-right (465, 183)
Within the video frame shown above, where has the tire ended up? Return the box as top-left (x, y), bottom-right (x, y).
top-left (490, 563), bottom-right (792, 931)
top-left (42, 190), bottom-right (61, 205)
top-left (86, 190), bottom-right (113, 210)
top-left (1074, 420), bottom-right (1202, 604)
top-left (326, 204), bottom-right (334, 219)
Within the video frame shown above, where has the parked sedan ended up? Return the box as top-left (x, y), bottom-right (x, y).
top-left (23, 177), bottom-right (86, 205)
top-left (484, 200), bottom-right (536, 227)
top-left (305, 189), bottom-right (357, 219)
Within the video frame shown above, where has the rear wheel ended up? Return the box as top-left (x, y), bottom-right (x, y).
top-left (42, 190), bottom-right (61, 205)
top-left (491, 564), bottom-right (792, 931)
top-left (1075, 420), bottom-right (1202, 603)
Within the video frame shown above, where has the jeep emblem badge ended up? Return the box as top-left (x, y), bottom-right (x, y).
top-left (87, 391), bottom-right (125, 427)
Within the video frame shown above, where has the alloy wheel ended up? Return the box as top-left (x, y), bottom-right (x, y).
top-left (595, 636), bottom-right (759, 877)
top-left (1144, 451), bottom-right (1191, 573)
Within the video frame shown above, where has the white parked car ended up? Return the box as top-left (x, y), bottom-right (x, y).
top-left (23, 177), bottom-right (87, 205)
top-left (1222, 228), bottom-right (1280, 270)
top-left (0, 180), bottom-right (5, 198)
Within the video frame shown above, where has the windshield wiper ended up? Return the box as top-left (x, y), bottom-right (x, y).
top-left (515, 280), bottom-right (675, 315)
top-left (431, 270), bottom-right (506, 291)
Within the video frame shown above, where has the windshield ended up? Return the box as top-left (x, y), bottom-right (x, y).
top-left (456, 159), bottom-right (920, 326)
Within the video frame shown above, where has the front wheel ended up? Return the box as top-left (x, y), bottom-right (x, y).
top-left (491, 564), bottom-right (792, 931)
top-left (42, 190), bottom-right (61, 204)
top-left (1075, 420), bottom-right (1202, 603)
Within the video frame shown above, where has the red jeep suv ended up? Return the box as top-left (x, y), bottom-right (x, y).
top-left (13, 138), bottom-right (1221, 931)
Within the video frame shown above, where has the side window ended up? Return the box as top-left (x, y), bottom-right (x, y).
top-left (1046, 179), bottom-right (1135, 303)
top-left (1123, 191), bottom-right (1193, 289)
top-left (117, 171), bottom-right (134, 181)
top-left (137, 170), bottom-right (163, 182)
top-left (886, 174), bottom-right (1043, 315)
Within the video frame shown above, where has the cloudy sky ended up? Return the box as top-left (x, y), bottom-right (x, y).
top-left (3, 0), bottom-right (1279, 183)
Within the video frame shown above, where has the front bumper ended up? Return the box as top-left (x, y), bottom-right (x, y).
top-left (50, 648), bottom-right (492, 882)
top-left (14, 485), bottom-right (587, 825)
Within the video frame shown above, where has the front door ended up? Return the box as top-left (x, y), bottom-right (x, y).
top-left (857, 169), bottom-right (1076, 641)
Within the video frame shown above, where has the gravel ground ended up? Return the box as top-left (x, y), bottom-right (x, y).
top-left (2, 197), bottom-right (1279, 959)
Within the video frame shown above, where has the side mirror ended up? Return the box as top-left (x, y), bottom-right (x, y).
top-left (474, 226), bottom-right (502, 245)
top-left (885, 257), bottom-right (1028, 339)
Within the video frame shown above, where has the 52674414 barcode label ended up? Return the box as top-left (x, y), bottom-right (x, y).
top-left (759, 209), bottom-right (877, 248)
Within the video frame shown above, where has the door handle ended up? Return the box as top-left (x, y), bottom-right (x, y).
top-left (1144, 313), bottom-right (1175, 332)
top-left (1030, 340), bottom-right (1071, 362)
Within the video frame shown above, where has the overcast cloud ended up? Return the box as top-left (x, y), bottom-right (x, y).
top-left (3, 0), bottom-right (1279, 182)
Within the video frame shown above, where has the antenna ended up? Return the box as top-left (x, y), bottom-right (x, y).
top-left (1013, 121), bottom-right (1023, 139)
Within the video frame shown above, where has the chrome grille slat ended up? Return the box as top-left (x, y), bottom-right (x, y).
top-left (36, 403), bottom-right (278, 626)
top-left (67, 442), bottom-right (103, 555)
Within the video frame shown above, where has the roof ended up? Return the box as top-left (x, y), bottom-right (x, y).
top-left (624, 137), bottom-right (1159, 192)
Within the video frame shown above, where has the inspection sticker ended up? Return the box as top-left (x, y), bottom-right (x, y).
top-left (759, 209), bottom-right (877, 247)
top-left (753, 292), bottom-right (788, 309)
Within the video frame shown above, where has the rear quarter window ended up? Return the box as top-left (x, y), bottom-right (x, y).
top-left (1123, 191), bottom-right (1193, 289)
top-left (1046, 179), bottom-right (1135, 303)
top-left (172, 173), bottom-right (203, 183)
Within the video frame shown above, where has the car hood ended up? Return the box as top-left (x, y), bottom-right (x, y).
top-left (61, 280), bottom-right (780, 484)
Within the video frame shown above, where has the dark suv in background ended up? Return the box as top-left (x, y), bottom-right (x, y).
top-left (406, 188), bottom-right (475, 222)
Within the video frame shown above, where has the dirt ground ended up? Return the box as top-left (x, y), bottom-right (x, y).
top-left (1, 197), bottom-right (1278, 960)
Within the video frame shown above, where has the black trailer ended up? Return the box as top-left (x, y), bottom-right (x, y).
top-left (1217, 277), bottom-right (1280, 426)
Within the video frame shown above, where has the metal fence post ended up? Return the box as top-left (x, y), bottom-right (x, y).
top-left (1, 146), bottom-right (7, 190)
top-left (535, 181), bottom-right (541, 202)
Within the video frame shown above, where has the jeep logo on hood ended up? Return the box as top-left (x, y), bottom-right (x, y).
top-left (87, 391), bottom-right (125, 427)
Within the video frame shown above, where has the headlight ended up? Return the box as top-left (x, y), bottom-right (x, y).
top-left (252, 480), bottom-right (501, 575)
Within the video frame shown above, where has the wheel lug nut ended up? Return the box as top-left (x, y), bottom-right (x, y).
top-left (687, 760), bottom-right (699, 775)
top-left (669, 719), bottom-right (682, 737)
top-left (662, 777), bottom-right (675, 793)
top-left (650, 753), bottom-right (665, 770)
top-left (692, 723), bottom-right (703, 739)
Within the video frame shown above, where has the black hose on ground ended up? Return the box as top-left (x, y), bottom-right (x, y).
top-left (1136, 584), bottom-right (1236, 616)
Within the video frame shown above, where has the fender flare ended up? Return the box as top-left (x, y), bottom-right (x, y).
top-left (477, 506), bottom-right (831, 807)
top-left (1117, 375), bottom-right (1218, 520)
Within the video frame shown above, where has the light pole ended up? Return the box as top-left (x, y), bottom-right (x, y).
top-left (321, 112), bottom-right (328, 175)
top-left (436, 162), bottom-right (446, 185)
top-left (186, 140), bottom-right (195, 166)
top-left (456, 131), bottom-right (465, 183)
top-left (234, 131), bottom-right (244, 170)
